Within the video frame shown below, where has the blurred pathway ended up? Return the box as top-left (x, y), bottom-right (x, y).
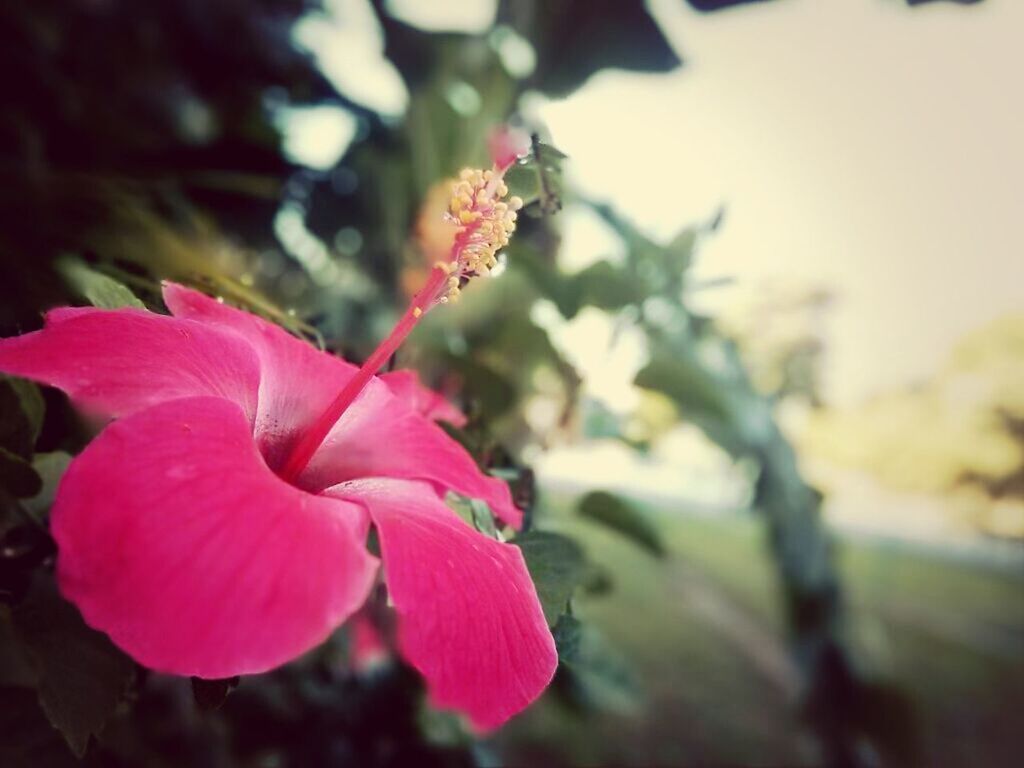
top-left (871, 597), bottom-right (1024, 663)
top-left (669, 558), bottom-right (802, 701)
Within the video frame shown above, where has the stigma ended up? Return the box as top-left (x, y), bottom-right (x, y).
top-left (437, 168), bottom-right (523, 304)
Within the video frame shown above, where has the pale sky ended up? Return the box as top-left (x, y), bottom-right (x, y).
top-left (537, 0), bottom-right (1024, 406)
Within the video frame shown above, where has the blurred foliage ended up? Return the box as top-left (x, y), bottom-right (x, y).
top-left (512, 195), bottom-right (920, 764)
top-left (513, 531), bottom-right (587, 627)
top-left (577, 491), bottom-right (666, 557)
top-left (7, 576), bottom-right (135, 757)
top-left (497, 0), bottom-right (679, 97)
top-left (716, 281), bottom-right (832, 407)
top-left (802, 315), bottom-right (1024, 539)
top-left (0, 377), bottom-right (46, 499)
top-left (56, 258), bottom-right (147, 311)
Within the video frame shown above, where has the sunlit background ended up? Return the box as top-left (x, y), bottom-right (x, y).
top-left (1, 0), bottom-right (1022, 766)
top-left (278, 0), bottom-right (1024, 546)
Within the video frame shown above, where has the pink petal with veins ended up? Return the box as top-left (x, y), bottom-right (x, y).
top-left (380, 369), bottom-right (467, 427)
top-left (162, 282), bottom-right (359, 470)
top-left (0, 306), bottom-right (260, 424)
top-left (162, 286), bottom-right (515, 523)
top-left (305, 384), bottom-right (520, 528)
top-left (327, 478), bottom-right (556, 730)
top-left (52, 396), bottom-right (378, 678)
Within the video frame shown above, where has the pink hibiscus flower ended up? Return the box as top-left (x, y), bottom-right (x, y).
top-left (0, 130), bottom-right (555, 730)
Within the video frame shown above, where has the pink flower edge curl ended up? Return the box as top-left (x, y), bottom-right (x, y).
top-left (0, 132), bottom-right (554, 732)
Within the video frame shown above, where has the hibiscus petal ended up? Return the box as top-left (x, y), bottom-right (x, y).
top-left (488, 125), bottom-right (532, 171)
top-left (349, 612), bottom-right (390, 673)
top-left (162, 284), bottom-right (518, 526)
top-left (379, 369), bottom-right (467, 427)
top-left (162, 282), bottom-right (359, 469)
top-left (52, 396), bottom-right (378, 678)
top-left (0, 307), bottom-right (260, 423)
top-left (305, 384), bottom-right (520, 527)
top-left (327, 478), bottom-right (556, 731)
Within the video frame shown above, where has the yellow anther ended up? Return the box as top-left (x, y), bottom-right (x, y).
top-left (438, 162), bottom-right (522, 306)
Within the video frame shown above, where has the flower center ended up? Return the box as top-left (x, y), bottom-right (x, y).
top-left (277, 162), bottom-right (523, 483)
top-left (435, 169), bottom-right (522, 304)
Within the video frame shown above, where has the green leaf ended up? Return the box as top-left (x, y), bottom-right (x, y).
top-left (556, 623), bottom-right (639, 714)
top-left (536, 142), bottom-right (568, 163)
top-left (0, 376), bottom-right (45, 459)
top-left (581, 562), bottom-right (614, 596)
top-left (23, 452), bottom-right (72, 520)
top-left (510, 0), bottom-right (679, 97)
top-left (573, 260), bottom-right (640, 311)
top-left (635, 349), bottom-right (733, 422)
top-left (417, 705), bottom-right (472, 748)
top-left (635, 340), bottom-right (773, 456)
top-left (468, 499), bottom-right (499, 539)
top-left (56, 256), bottom-right (145, 310)
top-left (0, 611), bottom-right (36, 688)
top-left (0, 687), bottom-right (79, 768)
top-left (0, 378), bottom-right (45, 497)
top-left (503, 140), bottom-right (566, 216)
top-left (503, 162), bottom-right (540, 204)
top-left (552, 613), bottom-right (582, 663)
top-left (510, 245), bottom-right (584, 318)
top-left (441, 357), bottom-right (518, 421)
top-left (532, 141), bottom-right (566, 216)
top-left (664, 227), bottom-right (697, 274)
top-left (0, 447), bottom-right (42, 499)
top-left (512, 530), bottom-right (586, 625)
top-left (448, 494), bottom-right (501, 540)
top-left (12, 577), bottom-right (135, 757)
top-left (577, 491), bottom-right (665, 557)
